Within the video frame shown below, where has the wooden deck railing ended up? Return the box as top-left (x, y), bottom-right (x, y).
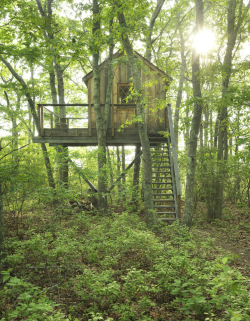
top-left (37, 103), bottom-right (140, 137)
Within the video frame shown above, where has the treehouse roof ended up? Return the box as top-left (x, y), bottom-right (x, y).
top-left (82, 50), bottom-right (173, 85)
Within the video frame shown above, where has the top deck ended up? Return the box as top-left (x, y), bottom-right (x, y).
top-left (32, 103), bottom-right (170, 147)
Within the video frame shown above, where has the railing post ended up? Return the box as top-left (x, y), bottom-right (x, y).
top-left (38, 104), bottom-right (41, 135)
top-left (41, 105), bottom-right (44, 136)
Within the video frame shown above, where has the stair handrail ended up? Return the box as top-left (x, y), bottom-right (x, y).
top-left (166, 104), bottom-right (182, 197)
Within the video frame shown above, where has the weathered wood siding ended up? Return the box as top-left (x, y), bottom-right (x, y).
top-left (87, 58), bottom-right (168, 131)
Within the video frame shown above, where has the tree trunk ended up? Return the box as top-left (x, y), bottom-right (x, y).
top-left (92, 0), bottom-right (114, 211)
top-left (204, 103), bottom-right (209, 147)
top-left (122, 146), bottom-right (126, 184)
top-left (199, 115), bottom-right (204, 148)
top-left (181, 0), bottom-right (204, 227)
top-left (116, 147), bottom-right (121, 195)
top-left (145, 0), bottom-right (165, 61)
top-left (213, 0), bottom-right (249, 219)
top-left (107, 147), bottom-right (114, 192)
top-left (174, 9), bottom-right (186, 151)
top-left (54, 61), bottom-right (69, 188)
top-left (116, 3), bottom-right (156, 228)
top-left (0, 176), bottom-right (5, 273)
top-left (132, 144), bottom-right (141, 207)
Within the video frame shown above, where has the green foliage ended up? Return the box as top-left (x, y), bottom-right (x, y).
top-left (1, 212), bottom-right (250, 320)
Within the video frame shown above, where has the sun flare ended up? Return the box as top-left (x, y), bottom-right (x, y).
top-left (193, 29), bottom-right (215, 54)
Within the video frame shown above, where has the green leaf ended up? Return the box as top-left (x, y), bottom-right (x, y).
top-left (222, 257), bottom-right (228, 264)
top-left (3, 274), bottom-right (10, 283)
top-left (231, 282), bottom-right (239, 292)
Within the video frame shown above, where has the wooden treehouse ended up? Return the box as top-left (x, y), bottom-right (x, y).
top-left (33, 51), bottom-right (182, 221)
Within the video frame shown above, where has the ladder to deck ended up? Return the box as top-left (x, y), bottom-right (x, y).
top-left (151, 140), bottom-right (178, 221)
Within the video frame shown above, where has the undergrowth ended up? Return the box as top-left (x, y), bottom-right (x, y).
top-left (1, 209), bottom-right (250, 321)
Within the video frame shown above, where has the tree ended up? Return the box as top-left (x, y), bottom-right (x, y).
top-left (115, 0), bottom-right (156, 228)
top-left (181, 0), bottom-right (204, 227)
top-left (0, 57), bottom-right (56, 189)
top-left (210, 0), bottom-right (250, 220)
top-left (92, 0), bottom-right (114, 210)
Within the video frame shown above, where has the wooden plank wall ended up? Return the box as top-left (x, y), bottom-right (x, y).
top-left (87, 58), bottom-right (167, 131)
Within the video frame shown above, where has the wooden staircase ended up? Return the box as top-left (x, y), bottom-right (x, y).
top-left (151, 140), bottom-right (178, 221)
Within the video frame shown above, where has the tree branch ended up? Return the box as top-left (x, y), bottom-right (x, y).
top-left (0, 144), bottom-right (28, 162)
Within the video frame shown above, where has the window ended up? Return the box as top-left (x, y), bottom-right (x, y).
top-left (118, 84), bottom-right (134, 104)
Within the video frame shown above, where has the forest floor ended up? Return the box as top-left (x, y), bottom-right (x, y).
top-left (193, 202), bottom-right (250, 278)
top-left (1, 201), bottom-right (250, 320)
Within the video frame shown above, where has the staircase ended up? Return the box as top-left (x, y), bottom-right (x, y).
top-left (151, 139), bottom-right (178, 221)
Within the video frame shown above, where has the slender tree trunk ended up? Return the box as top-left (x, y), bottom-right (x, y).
top-left (132, 144), bottom-right (141, 206)
top-left (184, 106), bottom-right (190, 150)
top-left (0, 56), bottom-right (56, 189)
top-left (122, 146), bottom-right (126, 184)
top-left (174, 10), bottom-right (186, 151)
top-left (0, 176), bottom-right (5, 273)
top-left (49, 65), bottom-right (59, 127)
top-left (204, 104), bottom-right (209, 147)
top-left (107, 147), bottom-right (114, 191)
top-left (92, 0), bottom-right (114, 211)
top-left (54, 61), bottom-right (69, 188)
top-left (116, 3), bottom-right (156, 228)
top-left (199, 115), bottom-right (204, 148)
top-left (116, 147), bottom-right (121, 194)
top-left (181, 0), bottom-right (204, 227)
top-left (145, 0), bottom-right (165, 61)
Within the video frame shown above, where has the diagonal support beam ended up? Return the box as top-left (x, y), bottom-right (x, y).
top-left (69, 159), bottom-right (98, 192)
top-left (108, 150), bottom-right (142, 193)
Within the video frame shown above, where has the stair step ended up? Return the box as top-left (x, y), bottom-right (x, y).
top-left (153, 193), bottom-right (174, 196)
top-left (152, 178), bottom-right (172, 180)
top-left (157, 212), bottom-right (176, 215)
top-left (152, 188), bottom-right (172, 190)
top-left (152, 182), bottom-right (172, 185)
top-left (153, 198), bottom-right (174, 201)
top-left (150, 146), bottom-right (168, 148)
top-left (153, 199), bottom-right (174, 203)
top-left (157, 218), bottom-right (177, 221)
top-left (152, 156), bottom-right (169, 158)
top-left (152, 166), bottom-right (171, 168)
top-left (154, 205), bottom-right (175, 208)
top-left (152, 171), bottom-right (170, 174)
top-left (152, 161), bottom-right (170, 163)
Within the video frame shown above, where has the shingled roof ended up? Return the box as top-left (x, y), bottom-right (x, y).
top-left (82, 50), bottom-right (173, 85)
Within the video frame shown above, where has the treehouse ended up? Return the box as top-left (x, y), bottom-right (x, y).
top-left (33, 51), bottom-right (173, 146)
top-left (32, 51), bottom-right (182, 221)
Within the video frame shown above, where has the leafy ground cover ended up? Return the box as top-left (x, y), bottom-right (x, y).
top-left (1, 203), bottom-right (250, 321)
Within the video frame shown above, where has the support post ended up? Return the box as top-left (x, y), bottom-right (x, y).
top-left (108, 150), bottom-right (142, 192)
top-left (41, 105), bottom-right (44, 136)
top-left (88, 104), bottom-right (92, 136)
top-left (38, 104), bottom-right (41, 135)
top-left (111, 104), bottom-right (114, 137)
top-left (50, 113), bottom-right (53, 129)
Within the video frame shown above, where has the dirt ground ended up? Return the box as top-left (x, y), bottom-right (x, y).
top-left (192, 202), bottom-right (250, 277)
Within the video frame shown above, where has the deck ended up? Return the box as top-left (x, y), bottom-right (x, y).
top-left (32, 104), bottom-right (169, 147)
